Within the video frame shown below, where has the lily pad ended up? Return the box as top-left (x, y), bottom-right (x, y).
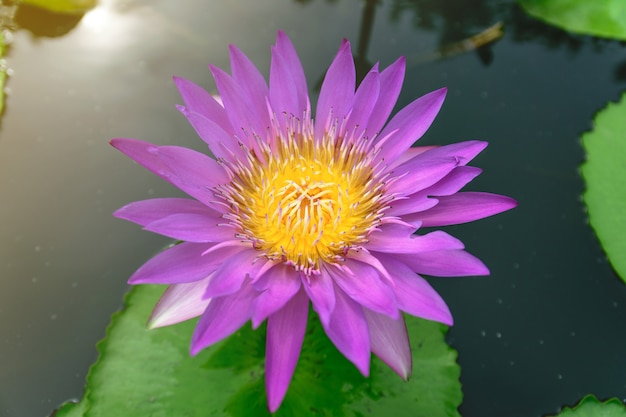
top-left (581, 93), bottom-right (626, 283)
top-left (51, 284), bottom-right (462, 416)
top-left (547, 395), bottom-right (626, 416)
top-left (17, 0), bottom-right (97, 15)
top-left (519, 0), bottom-right (626, 40)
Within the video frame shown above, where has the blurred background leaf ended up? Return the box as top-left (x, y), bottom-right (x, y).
top-left (16, 0), bottom-right (96, 15)
top-left (581, 93), bottom-right (626, 283)
top-left (519, 0), bottom-right (626, 40)
top-left (547, 395), bottom-right (626, 416)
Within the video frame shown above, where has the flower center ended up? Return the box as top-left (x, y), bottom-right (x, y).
top-left (219, 117), bottom-right (388, 275)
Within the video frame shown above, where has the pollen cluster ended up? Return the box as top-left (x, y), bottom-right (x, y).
top-left (219, 117), bottom-right (389, 275)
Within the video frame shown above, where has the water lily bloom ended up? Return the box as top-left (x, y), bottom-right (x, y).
top-left (112, 31), bottom-right (516, 412)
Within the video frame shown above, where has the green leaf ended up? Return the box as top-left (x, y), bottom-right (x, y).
top-left (519, 0), bottom-right (626, 40)
top-left (17, 0), bottom-right (97, 15)
top-left (547, 395), bottom-right (626, 416)
top-left (581, 93), bottom-right (626, 283)
top-left (53, 284), bottom-right (461, 416)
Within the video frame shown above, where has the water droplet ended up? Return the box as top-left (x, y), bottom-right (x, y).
top-left (480, 330), bottom-right (486, 337)
top-left (50, 314), bottom-right (58, 320)
top-left (557, 374), bottom-right (563, 380)
top-left (495, 332), bottom-right (502, 339)
top-left (496, 298), bottom-right (503, 305)
top-left (34, 245), bottom-right (41, 252)
top-left (538, 339), bottom-right (544, 345)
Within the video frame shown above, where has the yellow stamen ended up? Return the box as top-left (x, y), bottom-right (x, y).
top-left (218, 116), bottom-right (388, 275)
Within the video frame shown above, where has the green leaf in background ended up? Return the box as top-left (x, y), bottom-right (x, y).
top-left (51, 284), bottom-right (461, 416)
top-left (581, 93), bottom-right (626, 284)
top-left (519, 0), bottom-right (626, 40)
top-left (547, 395), bottom-right (626, 416)
top-left (17, 0), bottom-right (97, 15)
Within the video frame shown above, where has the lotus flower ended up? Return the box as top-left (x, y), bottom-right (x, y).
top-left (111, 30), bottom-right (516, 412)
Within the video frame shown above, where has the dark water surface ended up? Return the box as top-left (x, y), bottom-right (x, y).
top-left (1, 0), bottom-right (625, 416)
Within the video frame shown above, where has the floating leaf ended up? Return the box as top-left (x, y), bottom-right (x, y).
top-left (547, 395), bottom-right (626, 416)
top-left (51, 284), bottom-right (461, 416)
top-left (519, 0), bottom-right (626, 40)
top-left (581, 93), bottom-right (626, 283)
top-left (17, 0), bottom-right (97, 15)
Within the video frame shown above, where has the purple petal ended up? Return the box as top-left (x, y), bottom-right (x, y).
top-left (190, 281), bottom-right (256, 354)
top-left (386, 166), bottom-right (483, 217)
top-left (386, 195), bottom-right (439, 217)
top-left (327, 260), bottom-right (398, 318)
top-left (346, 67), bottom-right (379, 139)
top-left (173, 76), bottom-right (232, 133)
top-left (128, 242), bottom-right (245, 285)
top-left (110, 139), bottom-right (227, 208)
top-left (265, 288), bottom-right (309, 412)
top-left (270, 31), bottom-right (310, 117)
top-left (367, 228), bottom-right (465, 254)
top-left (391, 249), bottom-right (490, 277)
top-left (148, 277), bottom-right (212, 329)
top-left (210, 65), bottom-right (269, 142)
top-left (204, 249), bottom-right (261, 298)
top-left (364, 57), bottom-right (405, 137)
top-left (386, 157), bottom-right (459, 196)
top-left (177, 109), bottom-right (245, 162)
top-left (347, 249), bottom-right (394, 283)
top-left (375, 88), bottom-right (447, 165)
top-left (229, 44), bottom-right (270, 122)
top-left (144, 213), bottom-right (234, 243)
top-left (388, 145), bottom-right (437, 169)
top-left (387, 166), bottom-right (482, 218)
top-left (377, 253), bottom-right (453, 325)
top-left (403, 140), bottom-right (488, 167)
top-left (420, 166), bottom-right (483, 197)
top-left (252, 264), bottom-right (302, 328)
top-left (322, 285), bottom-right (371, 376)
top-left (301, 270), bottom-right (335, 327)
top-left (363, 308), bottom-right (412, 379)
top-left (409, 192), bottom-right (518, 227)
top-left (315, 40), bottom-right (355, 140)
top-left (113, 198), bottom-right (217, 226)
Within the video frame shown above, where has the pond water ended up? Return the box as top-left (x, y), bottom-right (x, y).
top-left (1, 0), bottom-right (625, 416)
